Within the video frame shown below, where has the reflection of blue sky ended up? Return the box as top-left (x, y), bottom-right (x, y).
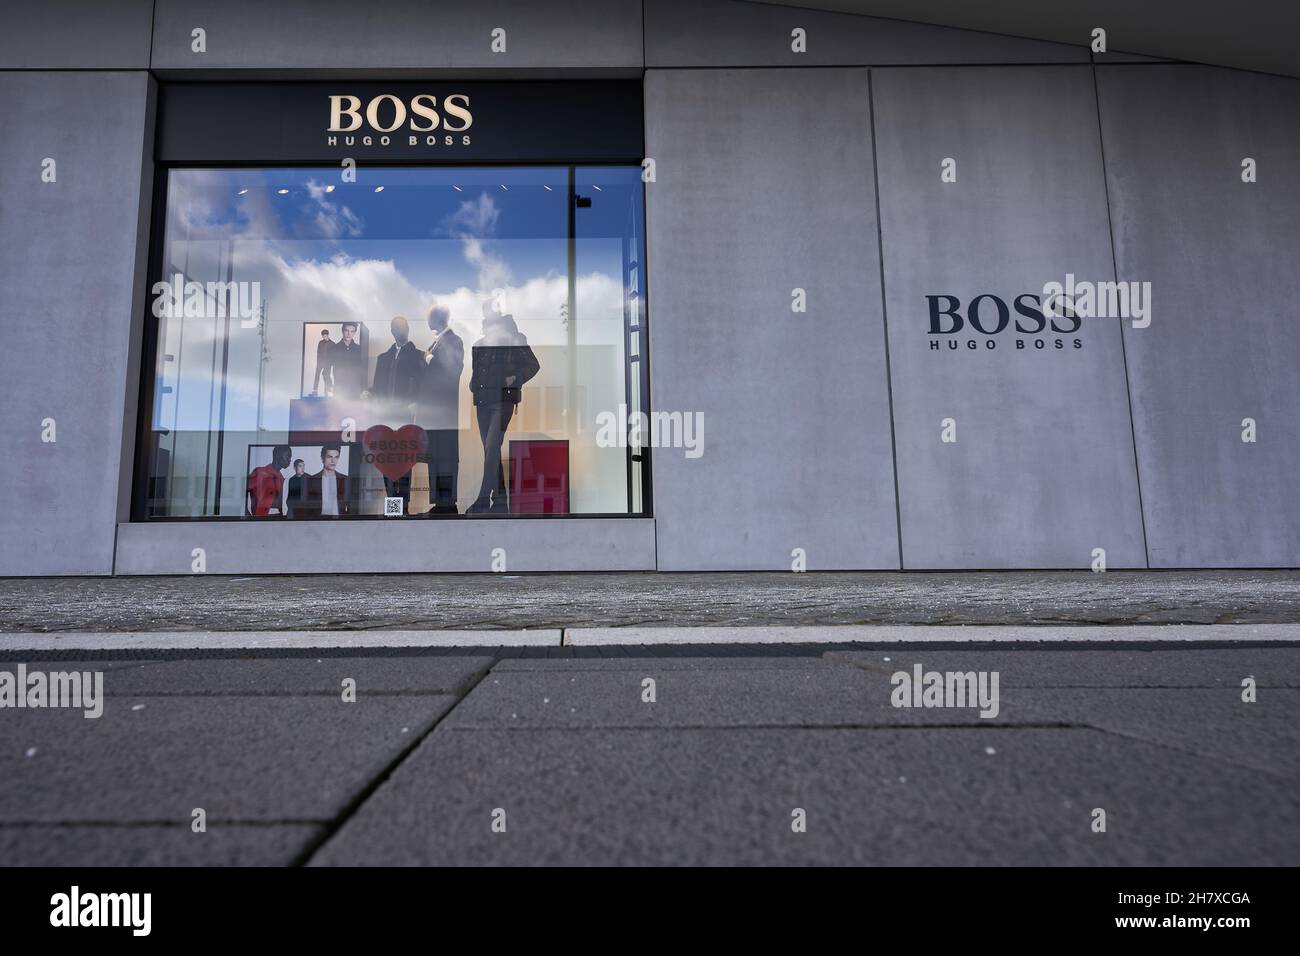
top-left (165, 164), bottom-right (640, 311)
top-left (170, 166), bottom-right (640, 242)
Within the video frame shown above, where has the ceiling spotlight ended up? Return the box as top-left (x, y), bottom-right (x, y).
top-left (374, 185), bottom-right (385, 192)
top-left (276, 188), bottom-right (289, 195)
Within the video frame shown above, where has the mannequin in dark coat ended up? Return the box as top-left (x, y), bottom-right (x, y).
top-left (467, 309), bottom-right (540, 514)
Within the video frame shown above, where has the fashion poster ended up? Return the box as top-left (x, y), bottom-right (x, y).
top-left (300, 321), bottom-right (369, 399)
top-left (245, 443), bottom-right (354, 518)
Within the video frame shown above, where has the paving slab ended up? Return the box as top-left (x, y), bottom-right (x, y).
top-left (822, 667), bottom-right (1300, 779)
top-left (824, 647), bottom-right (1300, 687)
top-left (443, 665), bottom-right (1032, 729)
top-left (1010, 688), bottom-right (1300, 780)
top-left (309, 727), bottom-right (1300, 866)
top-left (81, 656), bottom-right (493, 696)
top-left (0, 823), bottom-right (320, 866)
top-left (0, 696), bottom-right (455, 823)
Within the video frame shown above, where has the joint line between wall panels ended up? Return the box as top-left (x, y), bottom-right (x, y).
top-left (866, 68), bottom-right (906, 571)
top-left (1091, 62), bottom-right (1152, 570)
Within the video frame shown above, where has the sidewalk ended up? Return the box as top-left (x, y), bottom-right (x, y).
top-left (1, 643), bottom-right (1296, 865)
top-left (3, 572), bottom-right (1296, 866)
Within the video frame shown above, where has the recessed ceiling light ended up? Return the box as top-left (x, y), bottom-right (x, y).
top-left (374, 185), bottom-right (384, 192)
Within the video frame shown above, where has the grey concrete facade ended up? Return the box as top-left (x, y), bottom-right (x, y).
top-left (0, 0), bottom-right (1297, 576)
top-left (150, 0), bottom-right (644, 74)
top-left (644, 68), bottom-right (900, 571)
top-left (1098, 66), bottom-right (1300, 568)
top-left (775, 1), bottom-right (1300, 79)
top-left (0, 0), bottom-right (154, 69)
top-left (646, 0), bottom-right (1086, 67)
top-left (114, 518), bottom-right (656, 575)
top-left (872, 66), bottom-right (1146, 569)
top-left (0, 70), bottom-right (154, 576)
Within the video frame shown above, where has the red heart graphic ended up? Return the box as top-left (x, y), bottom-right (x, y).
top-left (362, 424), bottom-right (427, 482)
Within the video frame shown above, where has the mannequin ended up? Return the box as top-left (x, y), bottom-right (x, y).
top-left (467, 306), bottom-right (540, 515)
top-left (417, 303), bottom-right (465, 515)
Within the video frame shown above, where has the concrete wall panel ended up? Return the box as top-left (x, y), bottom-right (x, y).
top-left (0, 0), bottom-right (153, 69)
top-left (646, 0), bottom-right (1086, 68)
top-left (114, 519), bottom-right (657, 574)
top-left (152, 0), bottom-right (643, 72)
top-left (645, 68), bottom-right (900, 571)
top-left (780, 1), bottom-right (1299, 79)
top-left (0, 71), bottom-right (154, 575)
top-left (1098, 65), bottom-right (1300, 567)
top-left (872, 66), bottom-right (1146, 568)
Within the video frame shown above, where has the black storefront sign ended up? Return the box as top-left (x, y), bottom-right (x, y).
top-left (157, 80), bottom-right (644, 163)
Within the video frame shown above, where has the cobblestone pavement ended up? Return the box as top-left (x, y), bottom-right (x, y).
top-left (2, 570), bottom-right (1299, 632)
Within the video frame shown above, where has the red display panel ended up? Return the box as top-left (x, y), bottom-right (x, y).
top-left (509, 440), bottom-right (569, 515)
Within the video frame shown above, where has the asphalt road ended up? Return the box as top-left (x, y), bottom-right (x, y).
top-left (1, 642), bottom-right (1296, 865)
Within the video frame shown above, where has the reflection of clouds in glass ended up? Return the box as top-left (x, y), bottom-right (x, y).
top-left (441, 190), bottom-right (500, 236)
top-left (305, 180), bottom-right (363, 239)
top-left (439, 192), bottom-right (512, 296)
top-left (168, 169), bottom-right (279, 239)
top-left (165, 235), bottom-right (625, 432)
top-left (273, 252), bottom-right (424, 322)
top-left (167, 170), bottom-right (365, 242)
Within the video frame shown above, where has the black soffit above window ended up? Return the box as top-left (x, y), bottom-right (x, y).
top-left (156, 81), bottom-right (645, 164)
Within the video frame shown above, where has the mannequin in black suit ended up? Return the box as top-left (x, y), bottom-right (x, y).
top-left (417, 304), bottom-right (464, 514)
top-left (366, 316), bottom-right (425, 506)
top-left (368, 316), bottom-right (424, 406)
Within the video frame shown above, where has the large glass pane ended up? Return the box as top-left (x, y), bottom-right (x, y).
top-left (141, 165), bottom-right (646, 519)
top-left (573, 166), bottom-right (649, 515)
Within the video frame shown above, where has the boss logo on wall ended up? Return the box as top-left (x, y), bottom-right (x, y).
top-left (925, 293), bottom-right (1084, 353)
top-left (326, 93), bottom-right (473, 149)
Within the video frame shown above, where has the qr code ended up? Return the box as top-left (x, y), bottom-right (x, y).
top-left (383, 496), bottom-right (404, 517)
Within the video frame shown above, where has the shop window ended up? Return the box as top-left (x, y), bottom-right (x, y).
top-left (139, 165), bottom-right (648, 519)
